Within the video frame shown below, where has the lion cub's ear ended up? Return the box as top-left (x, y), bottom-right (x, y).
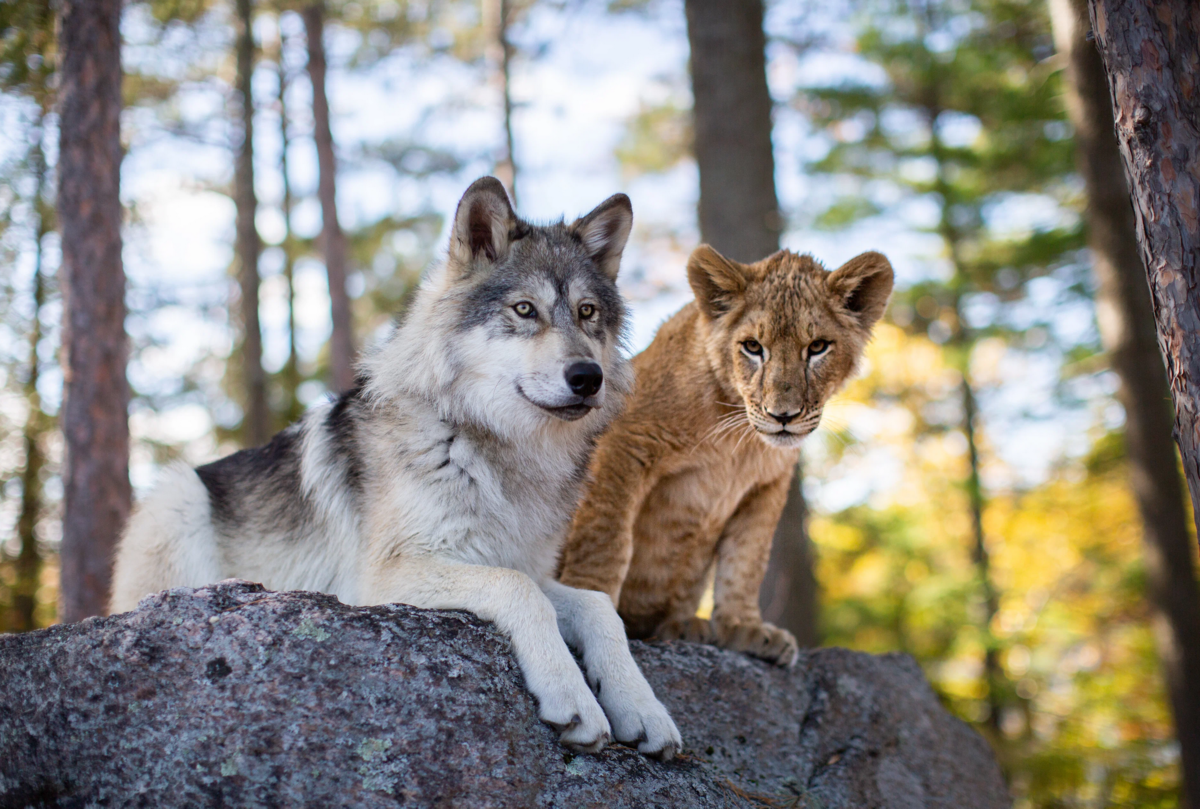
top-left (827, 251), bottom-right (894, 330)
top-left (572, 193), bottom-right (634, 282)
top-left (687, 244), bottom-right (750, 319)
top-left (449, 176), bottom-right (518, 276)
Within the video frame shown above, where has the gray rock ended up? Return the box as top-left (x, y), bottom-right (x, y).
top-left (0, 581), bottom-right (1010, 808)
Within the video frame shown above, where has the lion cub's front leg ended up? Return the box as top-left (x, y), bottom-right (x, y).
top-left (655, 473), bottom-right (800, 667)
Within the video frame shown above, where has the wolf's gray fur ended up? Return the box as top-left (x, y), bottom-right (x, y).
top-left (110, 177), bottom-right (681, 758)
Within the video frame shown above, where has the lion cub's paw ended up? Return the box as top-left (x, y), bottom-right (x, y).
top-left (652, 616), bottom-right (717, 644)
top-left (653, 616), bottom-right (798, 666)
top-left (534, 676), bottom-right (613, 753)
top-left (715, 619), bottom-right (799, 667)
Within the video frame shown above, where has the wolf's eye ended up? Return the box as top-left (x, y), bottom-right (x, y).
top-left (513, 301), bottom-right (537, 318)
top-left (808, 339), bottom-right (830, 356)
top-left (742, 339), bottom-right (764, 357)
top-left (579, 303), bottom-right (596, 320)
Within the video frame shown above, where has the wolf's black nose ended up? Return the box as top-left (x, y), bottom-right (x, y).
top-left (565, 361), bottom-right (604, 397)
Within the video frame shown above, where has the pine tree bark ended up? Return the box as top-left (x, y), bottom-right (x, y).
top-left (684, 0), bottom-right (817, 645)
top-left (234, 0), bottom-right (269, 447)
top-left (1086, 0), bottom-right (1200, 542)
top-left (303, 1), bottom-right (355, 394)
top-left (57, 0), bottom-right (131, 623)
top-left (1058, 2), bottom-right (1200, 804)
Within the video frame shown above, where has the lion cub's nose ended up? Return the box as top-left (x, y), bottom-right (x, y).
top-left (767, 409), bottom-right (800, 426)
top-left (565, 361), bottom-right (604, 397)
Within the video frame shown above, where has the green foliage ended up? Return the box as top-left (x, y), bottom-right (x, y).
top-left (615, 100), bottom-right (692, 178)
top-left (348, 210), bottom-right (443, 330)
top-left (802, 0), bottom-right (1180, 805)
top-left (813, 197), bottom-right (882, 230)
top-left (815, 327), bottom-right (1182, 806)
top-left (805, 0), bottom-right (1083, 304)
top-left (141, 0), bottom-right (216, 25)
top-left (0, 0), bottom-right (54, 105)
top-left (0, 0), bottom-right (56, 636)
top-left (335, 0), bottom-right (496, 67)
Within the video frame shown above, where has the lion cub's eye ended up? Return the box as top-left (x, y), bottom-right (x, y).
top-left (513, 301), bottom-right (537, 318)
top-left (808, 339), bottom-right (831, 356)
top-left (579, 303), bottom-right (596, 320)
top-left (742, 339), bottom-right (764, 357)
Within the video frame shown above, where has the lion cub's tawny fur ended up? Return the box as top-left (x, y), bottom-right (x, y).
top-left (559, 246), bottom-right (893, 665)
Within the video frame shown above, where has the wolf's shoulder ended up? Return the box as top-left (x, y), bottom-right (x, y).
top-left (195, 425), bottom-right (303, 493)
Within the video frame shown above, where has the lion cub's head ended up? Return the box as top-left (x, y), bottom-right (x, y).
top-left (687, 246), bottom-right (894, 450)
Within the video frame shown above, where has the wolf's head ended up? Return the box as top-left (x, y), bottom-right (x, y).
top-left (374, 177), bottom-right (634, 441)
top-left (688, 245), bottom-right (893, 450)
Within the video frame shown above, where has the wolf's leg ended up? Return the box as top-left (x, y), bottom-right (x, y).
top-left (541, 579), bottom-right (682, 759)
top-left (368, 557), bottom-right (612, 753)
top-left (708, 471), bottom-right (798, 666)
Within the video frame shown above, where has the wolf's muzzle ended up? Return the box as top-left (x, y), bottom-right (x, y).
top-left (565, 361), bottom-right (604, 398)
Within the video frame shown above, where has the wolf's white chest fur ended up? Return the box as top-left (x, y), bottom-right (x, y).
top-left (358, 396), bottom-right (582, 583)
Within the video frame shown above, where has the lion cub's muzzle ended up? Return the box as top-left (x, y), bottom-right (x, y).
top-left (751, 406), bottom-right (822, 447)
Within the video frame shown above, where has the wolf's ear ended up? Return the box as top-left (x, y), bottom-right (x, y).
top-left (450, 177), bottom-right (517, 274)
top-left (687, 244), bottom-right (749, 319)
top-left (827, 251), bottom-right (894, 330)
top-left (572, 193), bottom-right (633, 282)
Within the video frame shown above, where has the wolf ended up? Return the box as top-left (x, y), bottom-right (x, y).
top-left (110, 177), bottom-right (682, 758)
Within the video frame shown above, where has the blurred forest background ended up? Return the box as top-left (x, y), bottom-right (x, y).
top-left (2, 0), bottom-right (1199, 806)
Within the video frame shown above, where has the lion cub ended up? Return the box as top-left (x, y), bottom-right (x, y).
top-left (558, 245), bottom-right (893, 665)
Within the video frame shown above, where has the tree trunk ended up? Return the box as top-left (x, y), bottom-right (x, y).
top-left (918, 0), bottom-right (1006, 726)
top-left (278, 31), bottom-right (303, 427)
top-left (303, 1), bottom-right (355, 394)
top-left (684, 0), bottom-right (816, 645)
top-left (57, 0), bottom-right (131, 623)
top-left (13, 119), bottom-right (50, 633)
top-left (759, 466), bottom-right (820, 647)
top-left (685, 0), bottom-right (782, 264)
top-left (234, 0), bottom-right (269, 447)
top-left (488, 0), bottom-right (519, 205)
top-left (962, 366), bottom-right (1003, 734)
top-left (1056, 2), bottom-right (1200, 803)
top-left (1086, 0), bottom-right (1200, 543)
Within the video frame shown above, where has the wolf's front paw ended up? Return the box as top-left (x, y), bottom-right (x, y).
top-left (601, 688), bottom-right (682, 760)
top-left (534, 678), bottom-right (612, 753)
top-left (714, 619), bottom-right (798, 667)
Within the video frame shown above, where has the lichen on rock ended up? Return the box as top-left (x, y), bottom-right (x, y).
top-left (0, 581), bottom-right (1010, 808)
